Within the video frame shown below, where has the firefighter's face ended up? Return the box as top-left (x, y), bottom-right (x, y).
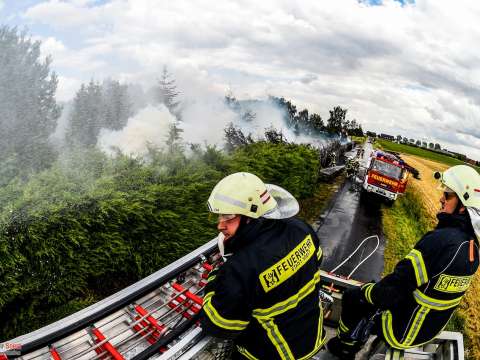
top-left (439, 191), bottom-right (464, 214)
top-left (217, 215), bottom-right (241, 241)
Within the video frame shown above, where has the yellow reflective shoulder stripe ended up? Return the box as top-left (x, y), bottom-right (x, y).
top-left (403, 306), bottom-right (430, 346)
top-left (253, 271), bottom-right (320, 319)
top-left (257, 318), bottom-right (295, 360)
top-left (317, 246), bottom-right (323, 260)
top-left (413, 289), bottom-right (462, 310)
top-left (207, 274), bottom-right (216, 282)
top-left (405, 249), bottom-right (428, 286)
top-left (237, 346), bottom-right (259, 360)
top-left (203, 292), bottom-right (250, 331)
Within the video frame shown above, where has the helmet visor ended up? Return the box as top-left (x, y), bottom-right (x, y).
top-left (467, 207), bottom-right (480, 240)
top-left (262, 184), bottom-right (299, 219)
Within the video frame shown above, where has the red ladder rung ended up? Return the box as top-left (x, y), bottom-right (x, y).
top-left (202, 263), bottom-right (213, 272)
top-left (132, 317), bottom-right (157, 345)
top-left (134, 305), bottom-right (168, 336)
top-left (49, 346), bottom-right (62, 360)
top-left (134, 305), bottom-right (168, 352)
top-left (90, 327), bottom-right (125, 360)
top-left (171, 283), bottom-right (203, 305)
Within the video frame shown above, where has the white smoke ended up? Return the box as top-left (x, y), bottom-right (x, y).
top-left (180, 97), bottom-right (238, 146)
top-left (96, 89), bottom-right (339, 157)
top-left (96, 97), bottom-right (340, 156)
top-left (240, 101), bottom-right (292, 140)
top-left (98, 105), bottom-right (174, 155)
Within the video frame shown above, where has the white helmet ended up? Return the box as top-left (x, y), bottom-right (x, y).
top-left (434, 165), bottom-right (480, 208)
top-left (207, 172), bottom-right (299, 219)
top-left (434, 165), bottom-right (480, 238)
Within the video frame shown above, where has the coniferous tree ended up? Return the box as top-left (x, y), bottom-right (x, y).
top-left (0, 26), bottom-right (61, 173)
top-left (156, 66), bottom-right (184, 151)
top-left (102, 79), bottom-right (132, 130)
top-left (156, 66), bottom-right (181, 118)
top-left (166, 122), bottom-right (184, 154)
top-left (66, 79), bottom-right (133, 147)
top-left (66, 80), bottom-right (104, 147)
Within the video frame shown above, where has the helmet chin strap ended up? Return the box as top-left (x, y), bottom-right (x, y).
top-left (453, 199), bottom-right (465, 215)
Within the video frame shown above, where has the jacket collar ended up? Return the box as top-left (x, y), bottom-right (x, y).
top-left (224, 217), bottom-right (274, 254)
top-left (436, 212), bottom-right (476, 239)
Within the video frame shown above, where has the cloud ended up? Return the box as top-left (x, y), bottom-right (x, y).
top-left (23, 0), bottom-right (107, 29)
top-left (21, 0), bottom-right (480, 159)
top-left (0, 1), bottom-right (4, 12)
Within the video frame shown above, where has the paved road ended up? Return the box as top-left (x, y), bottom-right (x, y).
top-left (316, 142), bottom-right (385, 282)
top-left (312, 142), bottom-right (385, 359)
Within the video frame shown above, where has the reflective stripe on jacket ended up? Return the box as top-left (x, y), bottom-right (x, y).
top-left (365, 212), bottom-right (479, 349)
top-left (200, 217), bottom-right (325, 359)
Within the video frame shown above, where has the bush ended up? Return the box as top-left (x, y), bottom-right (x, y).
top-left (230, 141), bottom-right (320, 199)
top-left (0, 141), bottom-right (323, 339)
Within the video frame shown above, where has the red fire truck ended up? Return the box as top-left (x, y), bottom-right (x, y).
top-left (363, 150), bottom-right (409, 201)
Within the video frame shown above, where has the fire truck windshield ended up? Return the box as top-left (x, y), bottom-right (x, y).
top-left (371, 159), bottom-right (402, 179)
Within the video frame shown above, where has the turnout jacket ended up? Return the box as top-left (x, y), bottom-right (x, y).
top-left (200, 217), bottom-right (325, 360)
top-left (362, 212), bottom-right (479, 349)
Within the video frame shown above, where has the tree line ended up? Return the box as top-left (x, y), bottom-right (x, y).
top-left (1, 25), bottom-right (365, 188)
top-left (269, 97), bottom-right (363, 137)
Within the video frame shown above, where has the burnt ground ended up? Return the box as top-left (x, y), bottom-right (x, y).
top-left (315, 143), bottom-right (386, 282)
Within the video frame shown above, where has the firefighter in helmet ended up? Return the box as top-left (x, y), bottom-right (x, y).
top-left (201, 172), bottom-right (325, 359)
top-left (327, 165), bottom-right (480, 359)
top-left (345, 158), bottom-right (360, 180)
top-left (328, 151), bottom-right (337, 167)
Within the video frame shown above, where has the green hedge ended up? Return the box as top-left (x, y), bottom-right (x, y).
top-left (230, 142), bottom-right (320, 199)
top-left (0, 142), bottom-right (322, 339)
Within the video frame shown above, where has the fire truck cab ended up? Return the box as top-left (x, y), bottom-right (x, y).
top-left (363, 150), bottom-right (409, 201)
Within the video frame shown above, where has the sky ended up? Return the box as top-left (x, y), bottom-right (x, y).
top-left (1, 0), bottom-right (480, 160)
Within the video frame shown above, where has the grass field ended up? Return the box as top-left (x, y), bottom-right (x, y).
top-left (375, 139), bottom-right (479, 170)
top-left (298, 174), bottom-right (345, 224)
top-left (351, 135), bottom-right (367, 144)
top-left (380, 153), bottom-right (479, 359)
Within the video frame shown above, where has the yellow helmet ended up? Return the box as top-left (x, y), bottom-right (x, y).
top-left (207, 172), bottom-right (299, 219)
top-left (434, 165), bottom-right (480, 208)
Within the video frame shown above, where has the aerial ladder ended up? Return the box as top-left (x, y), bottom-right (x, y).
top-left (1, 237), bottom-right (465, 360)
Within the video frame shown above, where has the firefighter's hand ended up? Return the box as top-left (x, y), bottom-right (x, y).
top-left (344, 286), bottom-right (365, 302)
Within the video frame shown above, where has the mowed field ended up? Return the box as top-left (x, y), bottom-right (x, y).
top-left (384, 153), bottom-right (480, 359)
top-left (376, 139), bottom-right (480, 170)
